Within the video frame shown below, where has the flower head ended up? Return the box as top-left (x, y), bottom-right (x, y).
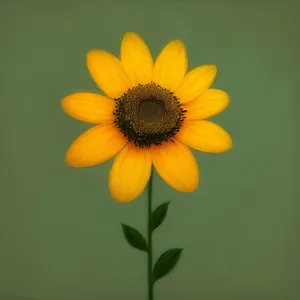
top-left (62, 32), bottom-right (232, 202)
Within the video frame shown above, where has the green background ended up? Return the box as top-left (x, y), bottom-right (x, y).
top-left (1, 0), bottom-right (299, 299)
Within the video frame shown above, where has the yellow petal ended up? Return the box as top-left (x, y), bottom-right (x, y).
top-left (175, 65), bottom-right (217, 104)
top-left (151, 140), bottom-right (199, 192)
top-left (152, 40), bottom-right (187, 91)
top-left (121, 32), bottom-right (153, 85)
top-left (183, 89), bottom-right (229, 120)
top-left (176, 120), bottom-right (232, 153)
top-left (66, 124), bottom-right (127, 167)
top-left (61, 93), bottom-right (116, 123)
top-left (109, 143), bottom-right (152, 202)
top-left (86, 50), bottom-right (132, 99)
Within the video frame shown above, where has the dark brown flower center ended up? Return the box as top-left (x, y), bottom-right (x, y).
top-left (138, 99), bottom-right (165, 123)
top-left (113, 82), bottom-right (186, 148)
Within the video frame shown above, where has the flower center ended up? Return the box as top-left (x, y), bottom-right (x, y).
top-left (114, 82), bottom-right (186, 148)
top-left (138, 99), bottom-right (165, 123)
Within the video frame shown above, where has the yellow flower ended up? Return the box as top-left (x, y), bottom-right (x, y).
top-left (62, 32), bottom-right (232, 202)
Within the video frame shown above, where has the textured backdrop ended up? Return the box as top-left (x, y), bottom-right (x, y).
top-left (1, 0), bottom-right (299, 299)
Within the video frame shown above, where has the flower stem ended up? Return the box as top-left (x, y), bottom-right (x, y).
top-left (147, 168), bottom-right (154, 300)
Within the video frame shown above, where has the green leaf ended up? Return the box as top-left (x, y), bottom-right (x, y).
top-left (153, 248), bottom-right (183, 283)
top-left (152, 201), bottom-right (170, 231)
top-left (121, 224), bottom-right (148, 252)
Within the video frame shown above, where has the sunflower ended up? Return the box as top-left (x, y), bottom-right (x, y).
top-left (62, 32), bottom-right (232, 202)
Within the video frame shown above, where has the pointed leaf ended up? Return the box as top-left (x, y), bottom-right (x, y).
top-left (152, 201), bottom-right (170, 231)
top-left (153, 248), bottom-right (183, 283)
top-left (121, 224), bottom-right (148, 252)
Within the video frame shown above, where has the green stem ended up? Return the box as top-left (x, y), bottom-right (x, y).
top-left (147, 169), bottom-right (154, 300)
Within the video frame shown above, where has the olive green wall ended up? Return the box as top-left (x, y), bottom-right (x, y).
top-left (1, 0), bottom-right (299, 299)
